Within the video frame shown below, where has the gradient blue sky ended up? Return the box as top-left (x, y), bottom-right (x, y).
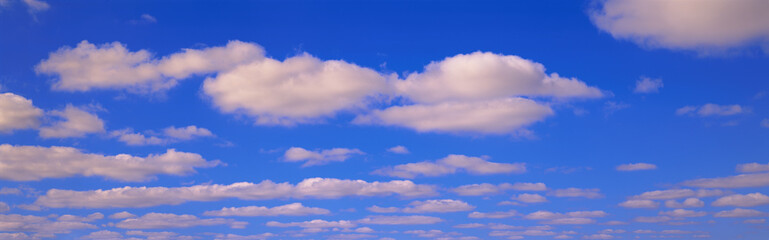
top-left (1, 0), bottom-right (769, 239)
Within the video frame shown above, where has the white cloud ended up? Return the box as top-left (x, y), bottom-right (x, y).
top-left (356, 51), bottom-right (602, 134)
top-left (631, 189), bottom-right (724, 200)
top-left (203, 203), bottom-right (330, 217)
top-left (714, 208), bottom-right (768, 218)
top-left (682, 172), bottom-right (769, 188)
top-left (386, 145), bottom-right (409, 154)
top-left (39, 105), bottom-right (105, 138)
top-left (111, 125), bottom-right (214, 146)
top-left (451, 183), bottom-right (512, 196)
top-left (108, 211), bottom-right (137, 219)
top-left (712, 193), bottom-right (769, 207)
top-left (373, 154), bottom-right (525, 178)
top-left (676, 104), bottom-right (744, 117)
top-left (115, 213), bottom-right (246, 229)
top-left (634, 77), bottom-right (663, 93)
top-left (365, 199), bottom-right (474, 214)
top-left (394, 52), bottom-right (602, 103)
top-left (736, 163), bottom-right (769, 173)
top-left (513, 193), bottom-right (548, 203)
top-left (355, 98), bottom-right (554, 134)
top-left (356, 215), bottom-right (443, 225)
top-left (0, 93), bottom-right (43, 133)
top-left (0, 213), bottom-right (96, 237)
top-left (0, 144), bottom-right (218, 181)
top-left (510, 182), bottom-right (548, 191)
top-left (633, 216), bottom-right (672, 223)
top-left (213, 233), bottom-right (276, 240)
top-left (582, 234), bottom-right (614, 240)
top-left (365, 206), bottom-right (399, 213)
top-left (402, 199), bottom-right (475, 213)
top-left (34, 178), bottom-right (437, 208)
top-left (0, 202), bottom-right (9, 212)
top-left (618, 199), bottom-right (659, 209)
top-left (524, 210), bottom-right (606, 225)
top-left (659, 209), bottom-right (707, 218)
top-left (266, 219), bottom-right (356, 229)
top-left (284, 147), bottom-right (364, 167)
top-left (21, 0), bottom-right (48, 14)
top-left (203, 53), bottom-right (389, 125)
top-left (616, 163), bottom-right (657, 171)
top-left (81, 230), bottom-right (123, 240)
top-left (590, 0), bottom-right (769, 52)
top-left (36, 40), bottom-right (264, 92)
top-left (468, 210), bottom-right (519, 219)
top-left (665, 198), bottom-right (705, 208)
top-left (548, 188), bottom-right (603, 199)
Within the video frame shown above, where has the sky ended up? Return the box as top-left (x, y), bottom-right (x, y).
top-left (1, 0), bottom-right (769, 239)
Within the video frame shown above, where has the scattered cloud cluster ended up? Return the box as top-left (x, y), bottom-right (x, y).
top-left (110, 125), bottom-right (214, 146)
top-left (283, 147), bottom-right (364, 167)
top-left (33, 178), bottom-right (437, 208)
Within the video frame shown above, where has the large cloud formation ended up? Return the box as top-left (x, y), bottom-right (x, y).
top-left (37, 41), bottom-right (603, 133)
top-left (590, 0), bottom-right (769, 52)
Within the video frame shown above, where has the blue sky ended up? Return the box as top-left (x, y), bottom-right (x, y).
top-left (1, 0), bottom-right (769, 239)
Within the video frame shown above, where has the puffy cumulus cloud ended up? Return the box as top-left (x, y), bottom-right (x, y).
top-left (525, 210), bottom-right (606, 225)
top-left (451, 183), bottom-right (513, 196)
top-left (34, 178), bottom-right (437, 208)
top-left (108, 211), bottom-right (137, 219)
top-left (548, 188), bottom-right (603, 199)
top-left (125, 230), bottom-right (197, 240)
top-left (355, 98), bottom-right (554, 135)
top-left (356, 51), bottom-right (602, 135)
top-left (0, 93), bottom-right (43, 133)
top-left (213, 233), bottom-right (276, 240)
top-left (631, 189), bottom-right (725, 200)
top-left (0, 144), bottom-right (218, 181)
top-left (111, 125), bottom-right (214, 146)
top-left (386, 145), bottom-right (409, 154)
top-left (203, 203), bottom-right (330, 217)
top-left (682, 172), bottom-right (769, 188)
top-left (373, 154), bottom-right (525, 178)
top-left (582, 234), bottom-right (614, 240)
top-left (665, 198), bottom-right (705, 208)
top-left (81, 230), bottom-right (124, 240)
top-left (203, 53), bottom-right (389, 125)
top-left (36, 40), bottom-right (264, 92)
top-left (633, 216), bottom-right (672, 223)
top-left (714, 208), bottom-right (768, 218)
top-left (618, 199), bottom-right (659, 209)
top-left (0, 202), bottom-right (9, 212)
top-left (589, 0), bottom-right (769, 52)
top-left (0, 213), bottom-right (97, 237)
top-left (357, 215), bottom-right (443, 225)
top-left (712, 193), bottom-right (769, 207)
top-left (115, 213), bottom-right (246, 229)
top-left (468, 210), bottom-right (519, 219)
top-left (633, 77), bottom-right (663, 94)
top-left (615, 163), bottom-right (657, 171)
top-left (676, 104), bottom-right (744, 117)
top-left (489, 229), bottom-right (557, 237)
top-left (401, 199), bottom-right (475, 213)
top-left (659, 209), bottom-right (707, 218)
top-left (266, 219), bottom-right (357, 229)
top-left (284, 147), bottom-right (364, 167)
top-left (737, 162), bottom-right (769, 173)
top-left (513, 193), bottom-right (548, 203)
top-left (39, 105), bottom-right (105, 138)
top-left (365, 206), bottom-right (399, 213)
top-left (394, 52), bottom-right (603, 103)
